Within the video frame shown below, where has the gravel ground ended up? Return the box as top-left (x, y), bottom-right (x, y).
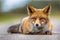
top-left (0, 34), bottom-right (60, 40)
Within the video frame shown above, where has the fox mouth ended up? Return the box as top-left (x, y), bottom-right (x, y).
top-left (37, 27), bottom-right (44, 30)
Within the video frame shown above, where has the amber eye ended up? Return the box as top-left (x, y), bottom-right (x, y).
top-left (40, 18), bottom-right (46, 22)
top-left (31, 17), bottom-right (36, 20)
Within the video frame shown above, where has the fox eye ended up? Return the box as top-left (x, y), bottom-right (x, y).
top-left (40, 18), bottom-right (46, 22)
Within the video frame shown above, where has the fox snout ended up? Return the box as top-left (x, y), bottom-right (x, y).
top-left (34, 23), bottom-right (42, 30)
top-left (34, 18), bottom-right (41, 27)
top-left (35, 24), bottom-right (40, 27)
top-left (34, 22), bottom-right (45, 28)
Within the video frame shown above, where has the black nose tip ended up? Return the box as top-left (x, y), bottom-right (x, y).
top-left (36, 24), bottom-right (38, 26)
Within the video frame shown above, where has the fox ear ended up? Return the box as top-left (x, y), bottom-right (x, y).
top-left (43, 4), bottom-right (51, 14)
top-left (27, 5), bottom-right (36, 16)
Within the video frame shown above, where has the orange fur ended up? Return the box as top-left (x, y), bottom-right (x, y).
top-left (19, 4), bottom-right (52, 35)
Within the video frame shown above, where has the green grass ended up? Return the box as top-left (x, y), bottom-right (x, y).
top-left (0, 13), bottom-right (27, 22)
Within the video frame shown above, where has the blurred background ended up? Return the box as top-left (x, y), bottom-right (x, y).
top-left (0, 0), bottom-right (60, 34)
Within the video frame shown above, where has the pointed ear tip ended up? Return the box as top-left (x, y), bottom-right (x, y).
top-left (27, 5), bottom-right (32, 8)
top-left (47, 4), bottom-right (51, 7)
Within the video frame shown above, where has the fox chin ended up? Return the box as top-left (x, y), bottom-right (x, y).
top-left (19, 4), bottom-right (52, 35)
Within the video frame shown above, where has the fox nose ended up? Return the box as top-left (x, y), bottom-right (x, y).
top-left (36, 24), bottom-right (39, 26)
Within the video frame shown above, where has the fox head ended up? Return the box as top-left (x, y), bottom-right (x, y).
top-left (27, 4), bottom-right (51, 32)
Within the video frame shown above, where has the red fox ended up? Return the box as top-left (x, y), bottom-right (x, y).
top-left (19, 4), bottom-right (52, 35)
top-left (8, 4), bottom-right (52, 35)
